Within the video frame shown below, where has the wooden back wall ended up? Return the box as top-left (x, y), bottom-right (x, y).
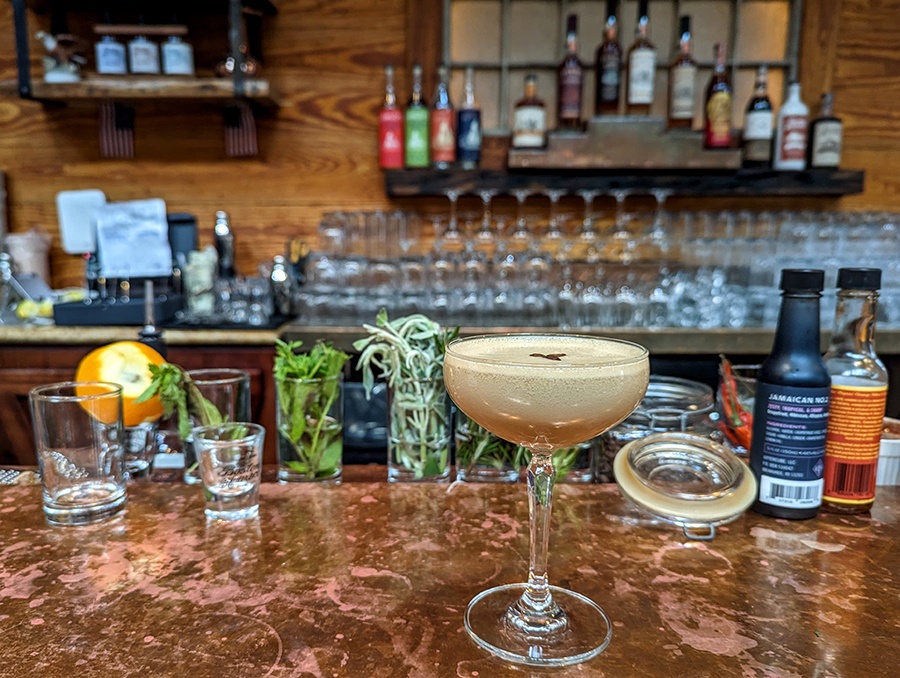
top-left (0, 0), bottom-right (896, 289)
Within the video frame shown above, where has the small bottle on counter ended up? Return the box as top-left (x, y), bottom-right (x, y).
top-left (773, 82), bottom-right (809, 170)
top-left (404, 63), bottom-right (430, 168)
top-left (512, 73), bottom-right (547, 149)
top-left (214, 210), bottom-right (236, 279)
top-left (430, 64), bottom-right (456, 169)
top-left (749, 269), bottom-right (831, 520)
top-left (808, 92), bottom-right (843, 168)
top-left (378, 64), bottom-right (404, 169)
top-left (822, 268), bottom-right (887, 514)
top-left (456, 65), bottom-right (482, 169)
top-left (667, 15), bottom-right (696, 129)
top-left (703, 42), bottom-right (732, 148)
top-left (742, 65), bottom-right (773, 166)
top-left (138, 279), bottom-right (167, 359)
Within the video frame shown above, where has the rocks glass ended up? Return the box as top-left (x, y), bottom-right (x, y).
top-left (275, 373), bottom-right (344, 483)
top-left (193, 422), bottom-right (264, 521)
top-left (29, 381), bottom-right (127, 525)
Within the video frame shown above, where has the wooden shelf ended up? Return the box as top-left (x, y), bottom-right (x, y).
top-left (383, 168), bottom-right (866, 198)
top-left (29, 76), bottom-right (276, 105)
top-left (27, 0), bottom-right (277, 15)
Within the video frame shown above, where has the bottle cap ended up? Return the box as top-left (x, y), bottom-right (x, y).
top-left (679, 15), bottom-right (691, 36)
top-left (566, 14), bottom-right (578, 34)
top-left (606, 0), bottom-right (618, 19)
top-left (837, 267), bottom-right (881, 291)
top-left (780, 268), bottom-right (824, 292)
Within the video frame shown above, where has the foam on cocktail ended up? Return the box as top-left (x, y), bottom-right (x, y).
top-left (445, 335), bottom-right (649, 449)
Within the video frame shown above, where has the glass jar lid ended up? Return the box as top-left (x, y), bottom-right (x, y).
top-left (615, 432), bottom-right (757, 540)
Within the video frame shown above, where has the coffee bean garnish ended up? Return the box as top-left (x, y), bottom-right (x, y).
top-left (530, 353), bottom-right (566, 361)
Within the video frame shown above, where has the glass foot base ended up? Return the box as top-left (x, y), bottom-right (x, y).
top-left (465, 583), bottom-right (612, 667)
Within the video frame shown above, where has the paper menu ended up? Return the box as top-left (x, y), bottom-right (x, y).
top-left (94, 199), bottom-right (173, 278)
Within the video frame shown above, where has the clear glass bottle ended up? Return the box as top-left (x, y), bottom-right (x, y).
top-left (127, 18), bottom-right (160, 75)
top-left (808, 92), bottom-right (843, 168)
top-left (557, 14), bottom-right (584, 129)
top-left (378, 64), bottom-right (404, 169)
top-left (456, 65), bottom-right (482, 169)
top-left (822, 268), bottom-right (887, 514)
top-left (594, 0), bottom-right (621, 115)
top-left (749, 269), bottom-right (831, 520)
top-left (94, 16), bottom-right (127, 75)
top-left (626, 0), bottom-right (656, 115)
top-left (162, 34), bottom-right (195, 76)
top-left (512, 73), bottom-right (547, 148)
top-left (404, 63), bottom-right (430, 168)
top-left (667, 15), bottom-right (696, 128)
top-left (430, 64), bottom-right (456, 168)
top-left (742, 66), bottom-right (773, 166)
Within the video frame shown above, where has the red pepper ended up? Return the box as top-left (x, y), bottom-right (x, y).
top-left (718, 355), bottom-right (753, 450)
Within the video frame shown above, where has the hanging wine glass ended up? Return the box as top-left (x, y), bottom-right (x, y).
top-left (539, 188), bottom-right (568, 262)
top-left (604, 189), bottom-right (635, 262)
top-left (437, 188), bottom-right (465, 254)
top-left (573, 189), bottom-right (601, 262)
top-left (507, 188), bottom-right (533, 255)
top-left (473, 188), bottom-right (500, 258)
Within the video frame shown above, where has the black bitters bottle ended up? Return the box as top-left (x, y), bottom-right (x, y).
top-left (749, 269), bottom-right (831, 519)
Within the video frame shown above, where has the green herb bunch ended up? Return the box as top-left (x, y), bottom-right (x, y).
top-left (354, 310), bottom-right (459, 479)
top-left (456, 414), bottom-right (520, 477)
top-left (274, 339), bottom-right (349, 480)
top-left (137, 363), bottom-right (225, 440)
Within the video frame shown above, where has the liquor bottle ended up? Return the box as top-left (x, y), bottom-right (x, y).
top-left (703, 42), bottom-right (732, 148)
top-left (456, 65), bottom-right (482, 169)
top-left (749, 269), bottom-right (831, 520)
top-left (668, 15), bottom-right (696, 128)
top-left (138, 280), bottom-right (167, 359)
top-left (773, 82), bottom-right (809, 170)
top-left (557, 14), bottom-right (584, 129)
top-left (822, 268), bottom-right (887, 514)
top-left (594, 0), bottom-right (621, 115)
top-left (127, 18), bottom-right (160, 75)
top-left (626, 0), bottom-right (656, 115)
top-left (94, 14), bottom-right (126, 75)
top-left (404, 63), bottom-right (430, 168)
top-left (742, 65), bottom-right (773, 166)
top-left (808, 92), bottom-right (843, 168)
top-left (430, 64), bottom-right (456, 168)
top-left (512, 73), bottom-right (547, 149)
top-left (378, 65), bottom-right (404, 169)
top-left (162, 34), bottom-right (195, 76)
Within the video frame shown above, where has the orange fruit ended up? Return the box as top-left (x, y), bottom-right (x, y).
top-left (75, 341), bottom-right (166, 426)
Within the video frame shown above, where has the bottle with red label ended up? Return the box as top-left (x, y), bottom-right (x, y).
top-left (430, 64), bottom-right (456, 169)
top-left (822, 268), bottom-right (887, 514)
top-left (773, 81), bottom-right (809, 170)
top-left (378, 64), bottom-right (404, 169)
top-left (703, 42), bottom-right (732, 148)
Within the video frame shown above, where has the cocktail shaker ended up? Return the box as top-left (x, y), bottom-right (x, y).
top-left (214, 210), bottom-right (235, 279)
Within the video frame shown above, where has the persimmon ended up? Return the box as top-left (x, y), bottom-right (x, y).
top-left (75, 341), bottom-right (166, 426)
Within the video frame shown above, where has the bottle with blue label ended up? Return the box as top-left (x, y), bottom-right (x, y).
top-left (749, 268), bottom-right (831, 519)
top-left (456, 65), bottom-right (481, 169)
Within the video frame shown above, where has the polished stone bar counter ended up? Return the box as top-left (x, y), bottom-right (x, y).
top-left (1, 478), bottom-right (897, 677)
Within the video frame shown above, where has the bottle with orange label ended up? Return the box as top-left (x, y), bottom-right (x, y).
top-left (822, 268), bottom-right (887, 514)
top-left (430, 64), bottom-right (456, 169)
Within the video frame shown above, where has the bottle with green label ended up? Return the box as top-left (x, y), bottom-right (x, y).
top-left (404, 63), bottom-right (430, 168)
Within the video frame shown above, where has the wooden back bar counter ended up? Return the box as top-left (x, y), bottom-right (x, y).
top-left (1, 470), bottom-right (897, 677)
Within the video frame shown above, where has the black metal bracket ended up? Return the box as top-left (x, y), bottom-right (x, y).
top-left (12, 0), bottom-right (32, 98)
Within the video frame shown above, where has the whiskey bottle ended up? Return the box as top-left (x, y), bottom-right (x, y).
top-left (456, 66), bottom-right (482, 169)
top-left (378, 65), bottom-right (404, 169)
top-left (162, 34), bottom-right (195, 76)
top-left (512, 74), bottom-right (547, 148)
top-left (703, 43), bottom-right (732, 148)
top-left (626, 0), bottom-right (656, 115)
top-left (594, 0), bottom-right (622, 115)
top-left (822, 268), bottom-right (887, 514)
top-left (742, 65), bottom-right (773, 166)
top-left (808, 92), bottom-right (843, 168)
top-left (773, 82), bottom-right (809, 170)
top-left (94, 14), bottom-right (126, 75)
top-left (557, 14), bottom-right (584, 130)
top-left (667, 15), bottom-right (696, 128)
top-left (404, 63), bottom-right (430, 168)
top-left (430, 64), bottom-right (456, 168)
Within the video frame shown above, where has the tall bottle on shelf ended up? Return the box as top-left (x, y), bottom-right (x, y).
top-left (378, 65), bottom-right (404, 169)
top-left (404, 63), bottom-right (430, 168)
top-left (594, 0), bottom-right (622, 115)
top-left (703, 42), bottom-right (732, 148)
top-left (456, 65), bottom-right (482, 169)
top-left (626, 0), bottom-right (656, 115)
top-left (430, 64), bottom-right (456, 169)
top-left (512, 73), bottom-right (547, 149)
top-left (822, 268), bottom-right (887, 514)
top-left (557, 14), bottom-right (584, 130)
top-left (667, 15), bottom-right (696, 128)
top-left (809, 92), bottom-right (843, 168)
top-left (749, 269), bottom-right (831, 520)
top-left (742, 65), bottom-right (773, 166)
top-left (773, 82), bottom-right (809, 170)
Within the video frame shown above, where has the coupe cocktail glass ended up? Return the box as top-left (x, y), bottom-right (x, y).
top-left (444, 333), bottom-right (649, 666)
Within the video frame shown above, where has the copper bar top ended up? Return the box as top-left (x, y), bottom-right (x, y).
top-left (1, 479), bottom-right (897, 677)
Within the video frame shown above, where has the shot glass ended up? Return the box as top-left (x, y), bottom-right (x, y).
top-left (193, 423), bottom-right (265, 521)
top-left (124, 421), bottom-right (159, 481)
top-left (183, 369), bottom-right (252, 485)
top-left (29, 381), bottom-right (127, 526)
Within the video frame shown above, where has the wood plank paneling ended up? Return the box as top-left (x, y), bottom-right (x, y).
top-left (0, 0), bottom-right (896, 290)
